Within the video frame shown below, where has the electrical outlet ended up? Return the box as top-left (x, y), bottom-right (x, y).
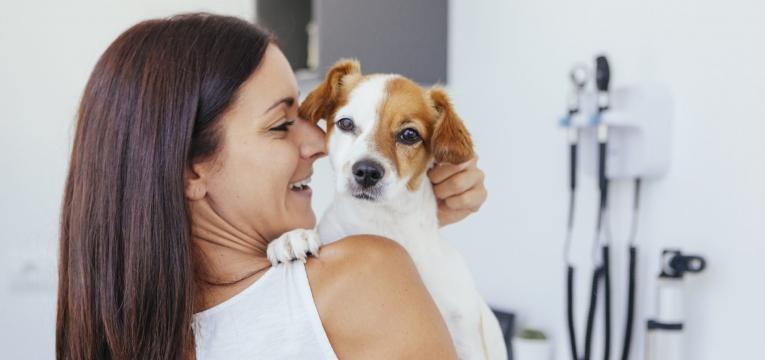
top-left (3, 251), bottom-right (57, 294)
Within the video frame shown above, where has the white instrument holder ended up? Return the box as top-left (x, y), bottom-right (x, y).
top-left (561, 85), bottom-right (674, 180)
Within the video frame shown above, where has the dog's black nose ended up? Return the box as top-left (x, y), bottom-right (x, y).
top-left (352, 160), bottom-right (384, 188)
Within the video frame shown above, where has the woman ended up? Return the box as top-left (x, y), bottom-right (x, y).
top-left (57, 13), bottom-right (487, 359)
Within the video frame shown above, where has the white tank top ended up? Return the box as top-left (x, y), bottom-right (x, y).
top-left (192, 260), bottom-right (337, 359)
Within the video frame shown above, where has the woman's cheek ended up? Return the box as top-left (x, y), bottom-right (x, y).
top-left (253, 143), bottom-right (297, 199)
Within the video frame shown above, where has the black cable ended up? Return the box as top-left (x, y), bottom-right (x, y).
top-left (583, 267), bottom-right (601, 360)
top-left (620, 178), bottom-right (642, 360)
top-left (567, 265), bottom-right (578, 360)
top-left (602, 245), bottom-right (612, 360)
top-left (621, 247), bottom-right (637, 360)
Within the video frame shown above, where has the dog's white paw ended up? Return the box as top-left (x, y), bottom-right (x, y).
top-left (267, 228), bottom-right (321, 266)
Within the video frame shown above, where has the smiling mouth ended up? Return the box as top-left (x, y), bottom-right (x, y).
top-left (289, 176), bottom-right (312, 192)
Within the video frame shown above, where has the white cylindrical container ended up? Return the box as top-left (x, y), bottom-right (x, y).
top-left (645, 277), bottom-right (685, 360)
top-left (645, 249), bottom-right (705, 360)
top-left (512, 337), bottom-right (552, 360)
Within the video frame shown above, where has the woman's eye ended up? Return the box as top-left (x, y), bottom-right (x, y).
top-left (397, 128), bottom-right (422, 145)
top-left (336, 117), bottom-right (355, 132)
top-left (270, 120), bottom-right (295, 132)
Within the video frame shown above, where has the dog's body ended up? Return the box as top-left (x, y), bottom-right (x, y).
top-left (268, 60), bottom-right (506, 359)
top-left (318, 166), bottom-right (506, 360)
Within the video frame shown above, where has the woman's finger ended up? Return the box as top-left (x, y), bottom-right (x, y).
top-left (428, 157), bottom-right (477, 184)
top-left (433, 167), bottom-right (485, 200)
top-left (443, 185), bottom-right (487, 212)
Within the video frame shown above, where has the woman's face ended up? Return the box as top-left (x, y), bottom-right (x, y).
top-left (195, 44), bottom-right (326, 241)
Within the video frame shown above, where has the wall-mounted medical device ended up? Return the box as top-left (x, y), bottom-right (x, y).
top-left (560, 55), bottom-right (675, 360)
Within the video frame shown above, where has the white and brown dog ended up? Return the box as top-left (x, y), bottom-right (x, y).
top-left (267, 60), bottom-right (506, 360)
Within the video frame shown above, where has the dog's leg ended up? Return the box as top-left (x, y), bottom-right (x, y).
top-left (479, 302), bottom-right (508, 360)
top-left (428, 287), bottom-right (487, 360)
top-left (266, 228), bottom-right (321, 265)
top-left (444, 310), bottom-right (489, 360)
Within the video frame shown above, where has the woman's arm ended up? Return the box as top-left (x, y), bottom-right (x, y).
top-left (306, 236), bottom-right (457, 359)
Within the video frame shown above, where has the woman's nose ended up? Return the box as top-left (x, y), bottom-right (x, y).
top-left (296, 119), bottom-right (327, 160)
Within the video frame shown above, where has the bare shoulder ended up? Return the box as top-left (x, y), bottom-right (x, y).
top-left (305, 235), bottom-right (456, 359)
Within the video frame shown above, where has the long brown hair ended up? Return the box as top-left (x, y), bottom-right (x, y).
top-left (57, 14), bottom-right (272, 359)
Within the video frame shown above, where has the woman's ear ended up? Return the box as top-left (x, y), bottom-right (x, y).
top-left (428, 87), bottom-right (475, 164)
top-left (184, 163), bottom-right (208, 201)
top-left (298, 59), bottom-right (361, 124)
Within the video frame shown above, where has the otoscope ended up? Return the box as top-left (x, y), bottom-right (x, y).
top-left (563, 65), bottom-right (587, 360)
top-left (582, 55), bottom-right (612, 360)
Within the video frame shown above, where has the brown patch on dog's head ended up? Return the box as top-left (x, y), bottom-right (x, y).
top-left (376, 79), bottom-right (474, 191)
top-left (298, 59), bottom-right (362, 136)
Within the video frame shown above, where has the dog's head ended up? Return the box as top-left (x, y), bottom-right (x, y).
top-left (299, 59), bottom-right (474, 202)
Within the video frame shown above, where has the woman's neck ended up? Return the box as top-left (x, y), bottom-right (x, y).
top-left (191, 238), bottom-right (272, 313)
top-left (188, 197), bottom-right (272, 313)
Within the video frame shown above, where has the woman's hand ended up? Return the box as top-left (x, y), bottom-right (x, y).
top-left (428, 157), bottom-right (487, 227)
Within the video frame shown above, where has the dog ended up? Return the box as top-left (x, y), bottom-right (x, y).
top-left (267, 59), bottom-right (506, 360)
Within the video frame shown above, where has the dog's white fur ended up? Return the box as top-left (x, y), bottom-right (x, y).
top-left (268, 74), bottom-right (506, 360)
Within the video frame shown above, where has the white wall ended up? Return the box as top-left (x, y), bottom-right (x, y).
top-left (0, 2), bottom-right (254, 359)
top-left (3, 1), bottom-right (764, 359)
top-left (444, 0), bottom-right (765, 359)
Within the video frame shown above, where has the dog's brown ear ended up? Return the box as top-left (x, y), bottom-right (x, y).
top-left (299, 59), bottom-right (361, 124)
top-left (428, 87), bottom-right (474, 164)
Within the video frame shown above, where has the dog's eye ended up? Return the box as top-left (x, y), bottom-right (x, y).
top-left (336, 117), bottom-right (355, 132)
top-left (397, 128), bottom-right (422, 145)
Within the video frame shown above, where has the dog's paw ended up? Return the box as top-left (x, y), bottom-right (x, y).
top-left (267, 228), bottom-right (321, 266)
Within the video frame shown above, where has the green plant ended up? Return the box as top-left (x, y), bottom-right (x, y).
top-left (518, 328), bottom-right (547, 340)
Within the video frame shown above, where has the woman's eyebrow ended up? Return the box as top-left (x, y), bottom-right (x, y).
top-left (262, 96), bottom-right (295, 115)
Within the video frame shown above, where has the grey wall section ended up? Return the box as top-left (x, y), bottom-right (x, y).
top-left (315, 0), bottom-right (447, 84)
top-left (258, 0), bottom-right (312, 70)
